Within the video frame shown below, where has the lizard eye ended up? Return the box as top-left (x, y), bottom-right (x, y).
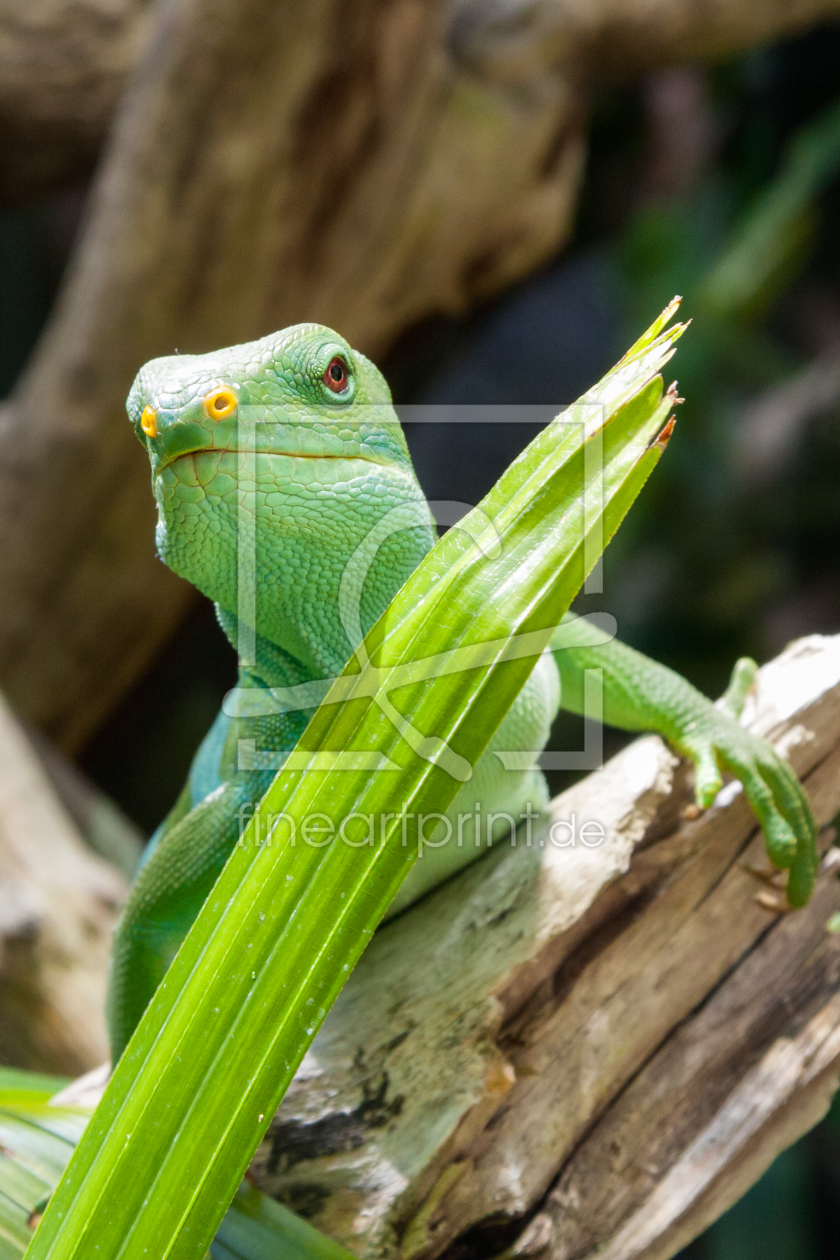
top-left (323, 357), bottom-right (349, 393)
top-left (204, 386), bottom-right (238, 420)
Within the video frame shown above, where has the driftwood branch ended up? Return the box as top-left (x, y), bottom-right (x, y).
top-left (23, 721), bottom-right (144, 880)
top-left (0, 0), bottom-right (151, 201)
top-left (4, 0), bottom-right (840, 202)
top-left (3, 0), bottom-right (840, 746)
top-left (0, 691), bottom-right (126, 1073)
top-left (448, 0), bottom-right (840, 85)
top-left (244, 634), bottom-right (840, 1260)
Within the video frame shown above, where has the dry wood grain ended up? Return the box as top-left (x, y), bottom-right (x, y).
top-left (24, 721), bottom-right (144, 879)
top-left (0, 691), bottom-right (126, 1073)
top-left (243, 634), bottom-right (840, 1260)
top-left (0, 0), bottom-right (151, 201)
top-left (5, 0), bottom-right (840, 200)
top-left (449, 0), bottom-right (840, 86)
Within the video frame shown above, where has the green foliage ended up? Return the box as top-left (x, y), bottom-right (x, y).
top-left (25, 308), bottom-right (684, 1260)
top-left (0, 1075), bottom-right (346, 1260)
top-left (701, 97), bottom-right (840, 319)
top-left (601, 92), bottom-right (840, 697)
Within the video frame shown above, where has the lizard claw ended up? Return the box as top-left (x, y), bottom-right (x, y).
top-left (718, 656), bottom-right (758, 720)
top-left (755, 889), bottom-right (792, 914)
top-left (679, 703), bottom-right (818, 908)
top-left (743, 861), bottom-right (787, 888)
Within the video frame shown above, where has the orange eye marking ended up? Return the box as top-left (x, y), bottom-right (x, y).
top-left (140, 405), bottom-right (158, 438)
top-left (204, 386), bottom-right (238, 420)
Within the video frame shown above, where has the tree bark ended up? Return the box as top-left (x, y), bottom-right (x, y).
top-left (4, 0), bottom-right (840, 202)
top-left (242, 633), bottom-right (840, 1260)
top-left (448, 0), bottom-right (840, 86)
top-left (0, 691), bottom-right (126, 1074)
top-left (23, 720), bottom-right (144, 879)
top-left (3, 0), bottom-right (840, 748)
top-left (0, 0), bottom-right (151, 202)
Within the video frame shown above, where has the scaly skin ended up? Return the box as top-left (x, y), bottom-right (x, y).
top-left (108, 324), bottom-right (818, 1063)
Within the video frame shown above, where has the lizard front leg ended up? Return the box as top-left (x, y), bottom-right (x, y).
top-left (106, 774), bottom-right (268, 1062)
top-left (551, 617), bottom-right (818, 906)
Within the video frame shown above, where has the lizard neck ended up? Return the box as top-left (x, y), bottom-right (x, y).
top-left (156, 455), bottom-right (436, 682)
top-left (216, 607), bottom-right (325, 691)
top-left (213, 499), bottom-right (437, 687)
top-left (209, 501), bottom-right (436, 791)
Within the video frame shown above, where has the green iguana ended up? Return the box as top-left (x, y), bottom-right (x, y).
top-left (108, 322), bottom-right (817, 1064)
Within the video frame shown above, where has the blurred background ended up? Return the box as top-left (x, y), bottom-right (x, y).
top-left (3, 3), bottom-right (840, 1257)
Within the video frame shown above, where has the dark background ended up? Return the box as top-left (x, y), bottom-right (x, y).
top-left (4, 21), bottom-right (840, 1259)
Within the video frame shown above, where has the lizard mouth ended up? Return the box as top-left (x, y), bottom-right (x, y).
top-left (157, 447), bottom-right (386, 474)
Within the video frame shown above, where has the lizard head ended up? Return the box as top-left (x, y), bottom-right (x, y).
top-left (127, 324), bottom-right (434, 675)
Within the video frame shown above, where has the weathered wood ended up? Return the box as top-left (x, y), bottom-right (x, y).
top-left (0, 0), bottom-right (151, 201)
top-left (244, 634), bottom-right (840, 1259)
top-left (4, 0), bottom-right (840, 203)
top-left (5, 0), bottom-right (840, 746)
top-left (0, 691), bottom-right (126, 1073)
top-left (449, 0), bottom-right (840, 86)
top-left (24, 721), bottom-right (144, 880)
